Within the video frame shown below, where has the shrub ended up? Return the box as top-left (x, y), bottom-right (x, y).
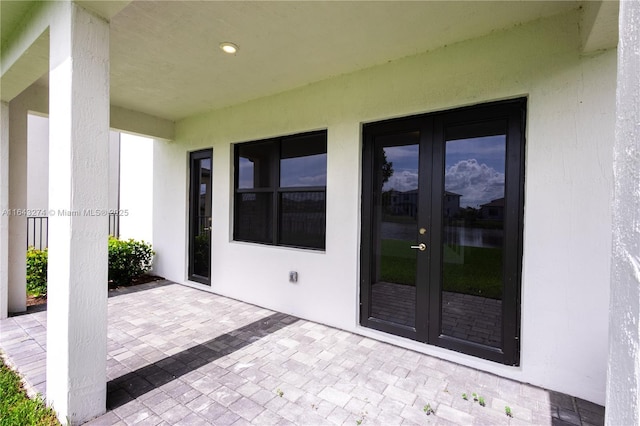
top-left (26, 247), bottom-right (48, 297)
top-left (25, 238), bottom-right (155, 294)
top-left (108, 236), bottom-right (154, 287)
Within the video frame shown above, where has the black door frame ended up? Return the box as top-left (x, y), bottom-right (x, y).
top-left (188, 148), bottom-right (213, 285)
top-left (360, 98), bottom-right (525, 365)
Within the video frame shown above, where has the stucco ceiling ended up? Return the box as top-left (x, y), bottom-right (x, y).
top-left (1, 1), bottom-right (617, 122)
top-left (108, 0), bottom-right (583, 121)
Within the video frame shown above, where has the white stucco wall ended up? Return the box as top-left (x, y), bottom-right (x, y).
top-left (119, 133), bottom-right (153, 244)
top-left (26, 114), bottom-right (49, 210)
top-left (26, 113), bottom-right (120, 213)
top-left (0, 102), bottom-right (9, 319)
top-left (153, 10), bottom-right (614, 404)
top-left (606, 0), bottom-right (640, 424)
top-left (108, 133), bottom-right (120, 216)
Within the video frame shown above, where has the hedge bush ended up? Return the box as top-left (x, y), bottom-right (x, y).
top-left (25, 237), bottom-right (155, 295)
top-left (26, 247), bottom-right (48, 297)
top-left (108, 236), bottom-right (154, 287)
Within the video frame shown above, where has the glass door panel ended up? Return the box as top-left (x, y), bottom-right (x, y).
top-left (441, 127), bottom-right (506, 348)
top-left (189, 149), bottom-right (212, 284)
top-left (370, 133), bottom-right (420, 331)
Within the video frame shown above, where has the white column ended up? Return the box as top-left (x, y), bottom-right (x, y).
top-left (8, 98), bottom-right (28, 314)
top-left (46, 2), bottom-right (110, 423)
top-left (606, 1), bottom-right (640, 425)
top-left (0, 102), bottom-right (8, 319)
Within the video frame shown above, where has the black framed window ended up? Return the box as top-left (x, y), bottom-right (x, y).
top-left (234, 131), bottom-right (327, 249)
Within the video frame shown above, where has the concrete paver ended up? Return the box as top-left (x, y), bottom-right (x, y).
top-left (0, 281), bottom-right (604, 425)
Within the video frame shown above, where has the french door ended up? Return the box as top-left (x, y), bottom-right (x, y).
top-left (360, 99), bottom-right (525, 364)
top-left (188, 149), bottom-right (212, 285)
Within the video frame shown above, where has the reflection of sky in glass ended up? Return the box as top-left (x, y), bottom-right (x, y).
top-left (445, 136), bottom-right (505, 171)
top-left (381, 137), bottom-right (506, 208)
top-left (280, 153), bottom-right (327, 187)
top-left (239, 154), bottom-right (327, 188)
top-left (445, 136), bottom-right (506, 208)
top-left (238, 157), bottom-right (254, 188)
top-left (199, 158), bottom-right (210, 195)
top-left (382, 145), bottom-right (419, 192)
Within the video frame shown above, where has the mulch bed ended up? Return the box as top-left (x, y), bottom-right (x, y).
top-left (26, 295), bottom-right (47, 308)
top-left (26, 275), bottom-right (165, 307)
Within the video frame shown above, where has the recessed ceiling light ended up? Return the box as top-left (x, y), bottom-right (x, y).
top-left (220, 42), bottom-right (239, 54)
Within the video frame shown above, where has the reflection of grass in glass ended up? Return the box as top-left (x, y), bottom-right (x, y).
top-left (380, 239), bottom-right (417, 285)
top-left (443, 245), bottom-right (502, 299)
top-left (379, 239), bottom-right (503, 299)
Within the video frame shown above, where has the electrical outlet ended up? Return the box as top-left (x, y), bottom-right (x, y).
top-left (289, 271), bottom-right (298, 283)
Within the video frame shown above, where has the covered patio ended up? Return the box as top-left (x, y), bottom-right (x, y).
top-left (2, 0), bottom-right (639, 424)
top-left (0, 281), bottom-right (604, 425)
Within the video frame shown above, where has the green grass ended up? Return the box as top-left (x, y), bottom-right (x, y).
top-left (379, 239), bottom-right (503, 299)
top-left (0, 356), bottom-right (60, 426)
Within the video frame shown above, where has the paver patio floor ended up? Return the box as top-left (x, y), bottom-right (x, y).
top-left (0, 281), bottom-right (604, 425)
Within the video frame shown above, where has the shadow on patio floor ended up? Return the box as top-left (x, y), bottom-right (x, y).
top-left (106, 312), bottom-right (297, 409)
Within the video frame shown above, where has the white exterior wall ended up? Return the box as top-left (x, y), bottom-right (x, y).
top-left (108, 132), bottom-right (120, 215)
top-left (153, 10), bottom-right (614, 404)
top-left (0, 102), bottom-right (9, 319)
top-left (26, 114), bottom-right (120, 213)
top-left (26, 114), bottom-right (49, 211)
top-left (8, 90), bottom-right (30, 313)
top-left (119, 133), bottom-right (153, 244)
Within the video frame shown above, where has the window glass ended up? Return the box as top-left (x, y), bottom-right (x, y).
top-left (237, 142), bottom-right (273, 189)
top-left (279, 192), bottom-right (326, 248)
top-left (234, 193), bottom-right (273, 243)
top-left (280, 134), bottom-right (327, 187)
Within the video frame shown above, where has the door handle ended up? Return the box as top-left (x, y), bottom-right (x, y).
top-left (410, 243), bottom-right (426, 251)
top-left (203, 227), bottom-right (211, 231)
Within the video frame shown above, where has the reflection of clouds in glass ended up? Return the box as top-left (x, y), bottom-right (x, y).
top-left (384, 170), bottom-right (418, 192)
top-left (446, 136), bottom-right (505, 172)
top-left (383, 145), bottom-right (419, 192)
top-left (281, 153), bottom-right (327, 187)
top-left (295, 175), bottom-right (327, 186)
top-left (445, 159), bottom-right (504, 207)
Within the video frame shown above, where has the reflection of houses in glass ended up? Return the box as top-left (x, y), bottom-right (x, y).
top-left (387, 189), bottom-right (461, 219)
top-left (198, 160), bottom-right (212, 231)
top-left (388, 189), bottom-right (418, 217)
top-left (479, 197), bottom-right (504, 221)
top-left (444, 191), bottom-right (461, 218)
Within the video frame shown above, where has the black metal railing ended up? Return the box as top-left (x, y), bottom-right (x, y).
top-left (109, 212), bottom-right (120, 238)
top-left (27, 217), bottom-right (48, 250)
top-left (27, 212), bottom-right (121, 250)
